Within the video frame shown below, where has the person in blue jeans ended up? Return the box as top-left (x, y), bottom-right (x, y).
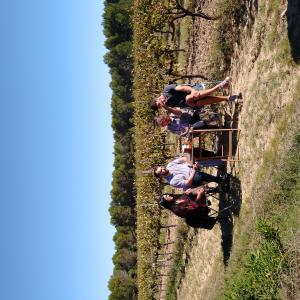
top-left (153, 156), bottom-right (225, 190)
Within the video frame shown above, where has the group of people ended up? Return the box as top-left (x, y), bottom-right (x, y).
top-left (150, 77), bottom-right (241, 228)
top-left (152, 77), bottom-right (241, 137)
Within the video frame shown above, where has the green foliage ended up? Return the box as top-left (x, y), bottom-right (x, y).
top-left (132, 1), bottom-right (180, 298)
top-left (222, 133), bottom-right (300, 299)
top-left (103, 0), bottom-right (137, 298)
top-left (108, 270), bottom-right (138, 300)
top-left (113, 227), bottom-right (136, 250)
top-left (110, 206), bottom-right (136, 226)
top-left (113, 248), bottom-right (137, 271)
top-left (165, 222), bottom-right (189, 300)
top-left (103, 0), bottom-right (132, 47)
top-left (210, 0), bottom-right (247, 79)
top-left (224, 221), bottom-right (288, 300)
top-left (224, 226), bottom-right (286, 299)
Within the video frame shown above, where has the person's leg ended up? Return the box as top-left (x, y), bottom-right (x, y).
top-left (192, 171), bottom-right (222, 186)
top-left (199, 172), bottom-right (222, 183)
top-left (186, 95), bottom-right (229, 107)
top-left (192, 84), bottom-right (223, 99)
top-left (203, 124), bottom-right (220, 129)
top-left (193, 148), bottom-right (215, 158)
top-left (189, 111), bottom-right (201, 124)
top-left (201, 149), bottom-right (216, 158)
top-left (188, 77), bottom-right (229, 100)
top-left (196, 159), bottom-right (223, 167)
top-left (185, 215), bottom-right (216, 229)
top-left (192, 77), bottom-right (230, 97)
top-left (192, 121), bottom-right (219, 130)
top-left (205, 186), bottom-right (220, 194)
top-left (191, 120), bottom-right (205, 129)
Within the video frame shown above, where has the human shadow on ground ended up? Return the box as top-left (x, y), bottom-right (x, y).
top-left (287, 0), bottom-right (300, 63)
top-left (214, 104), bottom-right (242, 266)
top-left (216, 102), bottom-right (241, 160)
top-left (217, 166), bottom-right (242, 266)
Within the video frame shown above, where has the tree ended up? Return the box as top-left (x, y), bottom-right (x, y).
top-left (112, 248), bottom-right (137, 271)
top-left (108, 270), bottom-right (137, 300)
top-left (109, 206), bottom-right (135, 227)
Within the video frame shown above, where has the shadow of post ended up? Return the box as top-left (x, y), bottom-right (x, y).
top-left (287, 0), bottom-right (300, 64)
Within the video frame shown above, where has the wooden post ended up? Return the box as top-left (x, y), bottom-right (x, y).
top-left (160, 224), bottom-right (177, 228)
top-left (191, 128), bottom-right (240, 162)
top-left (161, 241), bottom-right (175, 246)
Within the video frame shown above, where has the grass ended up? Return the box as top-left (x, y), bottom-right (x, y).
top-left (177, 17), bottom-right (191, 69)
top-left (160, 2), bottom-right (250, 297)
top-left (133, 0), bottom-right (300, 298)
top-left (172, 0), bottom-right (300, 299)
top-left (222, 133), bottom-right (300, 299)
top-left (210, 0), bottom-right (247, 79)
top-left (266, 1), bottom-right (280, 50)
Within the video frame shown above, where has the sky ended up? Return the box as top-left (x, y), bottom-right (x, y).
top-left (0, 1), bottom-right (114, 299)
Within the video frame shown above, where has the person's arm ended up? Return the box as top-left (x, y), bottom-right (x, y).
top-left (167, 156), bottom-right (187, 172)
top-left (185, 186), bottom-right (205, 201)
top-left (175, 156), bottom-right (188, 163)
top-left (183, 168), bottom-right (196, 188)
top-left (160, 103), bottom-right (183, 117)
top-left (179, 125), bottom-right (190, 137)
top-left (183, 163), bottom-right (201, 188)
top-left (162, 105), bottom-right (183, 117)
top-left (184, 186), bottom-right (201, 195)
top-left (195, 187), bottom-right (206, 200)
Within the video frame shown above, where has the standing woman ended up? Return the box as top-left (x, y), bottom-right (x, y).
top-left (158, 186), bottom-right (220, 229)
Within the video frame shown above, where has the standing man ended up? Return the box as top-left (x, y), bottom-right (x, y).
top-left (153, 156), bottom-right (225, 190)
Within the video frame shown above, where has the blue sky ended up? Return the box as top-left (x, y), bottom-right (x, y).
top-left (0, 1), bottom-right (114, 299)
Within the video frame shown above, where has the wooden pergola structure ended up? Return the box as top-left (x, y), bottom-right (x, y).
top-left (181, 128), bottom-right (240, 162)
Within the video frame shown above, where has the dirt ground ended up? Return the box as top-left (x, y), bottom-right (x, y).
top-left (172, 0), bottom-right (300, 299)
top-left (184, 0), bottom-right (222, 77)
top-left (158, 213), bottom-right (178, 299)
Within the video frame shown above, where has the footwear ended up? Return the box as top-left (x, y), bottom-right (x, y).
top-left (228, 92), bottom-right (242, 104)
top-left (206, 186), bottom-right (221, 194)
top-left (205, 199), bottom-right (212, 206)
top-left (219, 173), bottom-right (230, 192)
top-left (220, 183), bottom-right (230, 193)
top-left (219, 172), bottom-right (229, 181)
top-left (216, 215), bottom-right (229, 223)
top-left (208, 113), bottom-right (221, 123)
top-left (219, 76), bottom-right (231, 89)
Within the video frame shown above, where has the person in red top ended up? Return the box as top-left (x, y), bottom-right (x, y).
top-left (158, 186), bottom-right (222, 229)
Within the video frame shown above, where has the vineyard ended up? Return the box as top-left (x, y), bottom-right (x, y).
top-left (132, 1), bottom-right (175, 298)
top-left (131, 0), bottom-right (300, 300)
top-left (132, 0), bottom-right (240, 298)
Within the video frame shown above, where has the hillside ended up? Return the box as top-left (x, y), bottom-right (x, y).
top-left (132, 0), bottom-right (300, 299)
top-left (171, 1), bottom-right (300, 299)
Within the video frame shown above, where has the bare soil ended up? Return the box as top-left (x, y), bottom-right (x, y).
top-left (175, 0), bottom-right (300, 299)
top-left (158, 213), bottom-right (178, 299)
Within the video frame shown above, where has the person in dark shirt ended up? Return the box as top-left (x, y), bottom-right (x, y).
top-left (150, 78), bottom-right (242, 112)
top-left (154, 107), bottom-right (219, 136)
